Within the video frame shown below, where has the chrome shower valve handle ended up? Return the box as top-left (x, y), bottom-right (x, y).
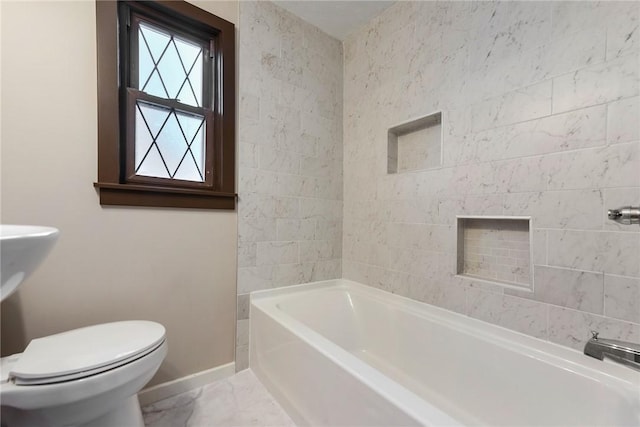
top-left (607, 206), bottom-right (640, 226)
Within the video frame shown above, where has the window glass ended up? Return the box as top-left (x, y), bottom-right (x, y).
top-left (135, 101), bottom-right (206, 182)
top-left (138, 22), bottom-right (203, 107)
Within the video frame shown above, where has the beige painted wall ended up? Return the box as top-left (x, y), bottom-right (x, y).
top-left (0, 0), bottom-right (238, 387)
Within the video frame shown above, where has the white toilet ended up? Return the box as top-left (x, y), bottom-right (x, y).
top-left (0, 320), bottom-right (167, 427)
top-left (0, 225), bottom-right (168, 426)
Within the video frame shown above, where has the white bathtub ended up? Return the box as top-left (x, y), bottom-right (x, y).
top-left (250, 279), bottom-right (640, 426)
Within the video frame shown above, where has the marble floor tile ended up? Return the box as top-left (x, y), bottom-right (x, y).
top-left (142, 370), bottom-right (296, 427)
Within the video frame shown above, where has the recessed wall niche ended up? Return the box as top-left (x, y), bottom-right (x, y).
top-left (387, 112), bottom-right (442, 174)
top-left (456, 216), bottom-right (533, 291)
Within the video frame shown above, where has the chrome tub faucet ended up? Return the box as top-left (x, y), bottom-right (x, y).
top-left (584, 332), bottom-right (640, 372)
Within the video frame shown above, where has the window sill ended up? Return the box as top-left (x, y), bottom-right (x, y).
top-left (94, 182), bottom-right (236, 210)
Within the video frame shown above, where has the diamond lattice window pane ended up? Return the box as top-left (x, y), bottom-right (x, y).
top-left (172, 111), bottom-right (206, 182)
top-left (175, 38), bottom-right (202, 106)
top-left (138, 22), bottom-right (203, 107)
top-left (137, 145), bottom-right (170, 179)
top-left (140, 23), bottom-right (170, 61)
top-left (135, 102), bottom-right (171, 177)
top-left (135, 107), bottom-right (153, 169)
top-left (176, 113), bottom-right (205, 177)
top-left (156, 43), bottom-right (183, 100)
top-left (144, 71), bottom-right (167, 100)
top-left (138, 34), bottom-right (155, 90)
top-left (135, 101), bottom-right (205, 183)
top-left (174, 154), bottom-right (202, 181)
top-left (177, 78), bottom-right (198, 107)
top-left (155, 113), bottom-right (188, 175)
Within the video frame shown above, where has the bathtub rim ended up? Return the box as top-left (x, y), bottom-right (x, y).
top-left (251, 279), bottom-right (640, 392)
top-left (251, 281), bottom-right (465, 426)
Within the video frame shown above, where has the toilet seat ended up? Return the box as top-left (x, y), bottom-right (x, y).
top-left (9, 321), bottom-right (166, 386)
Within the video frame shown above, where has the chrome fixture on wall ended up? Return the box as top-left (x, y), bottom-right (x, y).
top-left (607, 206), bottom-right (640, 226)
top-left (584, 331), bottom-right (640, 372)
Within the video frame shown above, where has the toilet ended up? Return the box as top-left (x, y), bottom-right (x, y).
top-left (0, 320), bottom-right (167, 427)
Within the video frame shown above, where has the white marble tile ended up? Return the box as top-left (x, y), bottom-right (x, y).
top-left (240, 93), bottom-right (260, 124)
top-left (238, 217), bottom-right (277, 244)
top-left (299, 198), bottom-right (342, 221)
top-left (492, 156), bottom-right (549, 194)
top-left (376, 269), bottom-right (412, 297)
top-left (547, 230), bottom-right (640, 277)
top-left (236, 319), bottom-right (250, 348)
top-left (315, 219), bottom-right (342, 242)
top-left (256, 241), bottom-right (299, 266)
top-left (550, 2), bottom-right (607, 40)
top-left (545, 142), bottom-right (639, 191)
top-left (239, 168), bottom-right (279, 195)
top-left (539, 26), bottom-right (607, 78)
top-left (239, 193), bottom-right (299, 220)
top-left (387, 248), bottom-right (448, 279)
top-left (469, 81), bottom-right (553, 132)
top-left (466, 288), bottom-right (548, 339)
top-left (259, 148), bottom-right (299, 175)
top-left (605, 3), bottom-right (639, 61)
top-left (275, 174), bottom-right (318, 198)
top-left (237, 294), bottom-right (250, 321)
top-left (268, 263), bottom-right (312, 287)
top-left (239, 143), bottom-right (260, 169)
top-left (552, 55), bottom-right (639, 114)
top-left (299, 156), bottom-right (335, 178)
top-left (278, 132), bottom-right (318, 157)
top-left (342, 260), bottom-right (384, 289)
top-left (335, 0), bottom-right (638, 356)
top-left (532, 229), bottom-right (547, 266)
top-left (503, 190), bottom-right (603, 230)
top-left (447, 161), bottom-right (500, 195)
top-left (237, 241), bottom-right (256, 269)
top-left (238, 265), bottom-right (274, 294)
top-left (143, 370), bottom-right (296, 427)
top-left (299, 240), bottom-right (335, 263)
top-left (607, 96), bottom-right (640, 144)
top-left (458, 105), bottom-right (607, 164)
top-left (276, 219), bottom-right (316, 241)
top-left (437, 195), bottom-right (504, 225)
top-left (386, 223), bottom-right (454, 253)
top-left (235, 346), bottom-right (249, 372)
top-left (409, 275), bottom-right (467, 315)
top-left (506, 266), bottom-right (604, 315)
top-left (604, 274), bottom-right (640, 324)
top-left (310, 259), bottom-right (342, 282)
top-left (547, 305), bottom-right (640, 351)
top-left (469, 27), bottom-right (606, 103)
top-left (467, 2), bottom-right (552, 72)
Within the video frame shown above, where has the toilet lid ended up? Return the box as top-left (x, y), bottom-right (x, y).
top-left (10, 321), bottom-right (165, 385)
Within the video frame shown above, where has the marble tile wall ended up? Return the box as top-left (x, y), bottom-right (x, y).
top-left (396, 125), bottom-right (441, 172)
top-left (461, 219), bottom-right (531, 287)
top-left (236, 1), bottom-right (343, 370)
top-left (343, 1), bottom-right (640, 351)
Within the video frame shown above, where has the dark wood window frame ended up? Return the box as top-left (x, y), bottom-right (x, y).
top-left (95, 0), bottom-right (236, 209)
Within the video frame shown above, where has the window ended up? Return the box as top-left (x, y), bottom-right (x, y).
top-left (95, 0), bottom-right (235, 209)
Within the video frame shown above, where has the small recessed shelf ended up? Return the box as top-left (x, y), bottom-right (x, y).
top-left (456, 216), bottom-right (533, 291)
top-left (388, 112), bottom-right (442, 174)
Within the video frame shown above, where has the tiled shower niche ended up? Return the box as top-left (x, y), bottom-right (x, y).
top-left (387, 112), bottom-right (442, 173)
top-left (456, 216), bottom-right (533, 290)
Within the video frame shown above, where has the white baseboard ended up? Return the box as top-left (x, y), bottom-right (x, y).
top-left (138, 362), bottom-right (235, 406)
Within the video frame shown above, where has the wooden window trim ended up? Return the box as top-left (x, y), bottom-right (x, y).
top-left (95, 0), bottom-right (236, 210)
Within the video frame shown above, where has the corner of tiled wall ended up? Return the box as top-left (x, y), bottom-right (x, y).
top-left (342, 1), bottom-right (640, 351)
top-left (237, 0), bottom-right (639, 369)
top-left (236, 1), bottom-right (343, 371)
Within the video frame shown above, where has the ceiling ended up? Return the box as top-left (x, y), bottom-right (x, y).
top-left (273, 1), bottom-right (395, 41)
